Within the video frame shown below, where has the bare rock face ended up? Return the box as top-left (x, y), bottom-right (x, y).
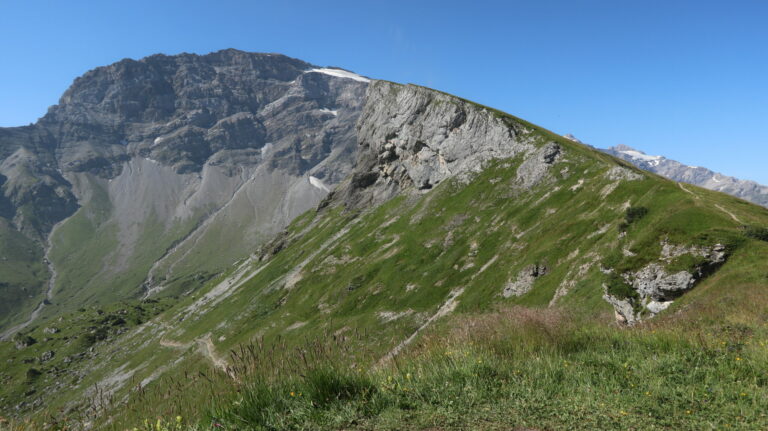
top-left (606, 166), bottom-right (644, 182)
top-left (603, 240), bottom-right (727, 325)
top-left (603, 293), bottom-right (639, 325)
top-left (0, 50), bottom-right (366, 240)
top-left (503, 264), bottom-right (548, 298)
top-left (331, 81), bottom-right (558, 210)
top-left (0, 134), bottom-right (79, 241)
top-left (632, 264), bottom-right (698, 301)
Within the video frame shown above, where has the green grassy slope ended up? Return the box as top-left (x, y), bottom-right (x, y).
top-left (1, 82), bottom-right (767, 429)
top-left (0, 220), bottom-right (47, 331)
top-left (0, 299), bottom-right (173, 414)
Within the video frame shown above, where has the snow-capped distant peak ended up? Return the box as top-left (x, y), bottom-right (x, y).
top-left (306, 68), bottom-right (370, 83)
top-left (618, 149), bottom-right (663, 163)
top-left (309, 175), bottom-right (331, 192)
top-left (600, 145), bottom-right (768, 208)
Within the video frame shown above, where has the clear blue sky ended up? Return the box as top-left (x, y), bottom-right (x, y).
top-left (2, 0), bottom-right (767, 182)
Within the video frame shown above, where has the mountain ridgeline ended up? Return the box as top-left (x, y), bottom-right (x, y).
top-left (601, 144), bottom-right (768, 207)
top-left (2, 51), bottom-right (768, 428)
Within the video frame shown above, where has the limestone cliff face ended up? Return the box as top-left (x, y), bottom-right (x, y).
top-left (0, 50), bottom-right (369, 330)
top-left (331, 81), bottom-right (559, 210)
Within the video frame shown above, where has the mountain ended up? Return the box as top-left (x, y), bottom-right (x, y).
top-left (2, 53), bottom-right (768, 429)
top-left (0, 49), bottom-right (368, 334)
top-left (601, 144), bottom-right (768, 207)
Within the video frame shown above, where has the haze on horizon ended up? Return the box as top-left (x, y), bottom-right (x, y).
top-left (1, 0), bottom-right (767, 183)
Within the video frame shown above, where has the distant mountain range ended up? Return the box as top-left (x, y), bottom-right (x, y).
top-left (563, 135), bottom-right (768, 208)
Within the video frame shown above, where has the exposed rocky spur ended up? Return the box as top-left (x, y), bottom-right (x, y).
top-left (603, 239), bottom-right (728, 325)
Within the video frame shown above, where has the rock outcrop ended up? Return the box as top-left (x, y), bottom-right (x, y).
top-left (503, 264), bottom-right (548, 298)
top-left (331, 81), bottom-right (559, 210)
top-left (603, 240), bottom-right (728, 325)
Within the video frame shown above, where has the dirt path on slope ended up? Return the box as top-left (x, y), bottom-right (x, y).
top-left (714, 204), bottom-right (743, 224)
top-left (678, 182), bottom-right (697, 196)
top-left (678, 182), bottom-right (744, 224)
top-left (197, 335), bottom-right (230, 374)
top-left (377, 287), bottom-right (465, 367)
top-left (159, 333), bottom-right (231, 376)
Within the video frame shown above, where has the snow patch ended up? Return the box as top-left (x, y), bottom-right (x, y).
top-left (309, 176), bottom-right (330, 192)
top-left (306, 68), bottom-right (370, 83)
top-left (619, 150), bottom-right (663, 163)
top-left (318, 108), bottom-right (338, 116)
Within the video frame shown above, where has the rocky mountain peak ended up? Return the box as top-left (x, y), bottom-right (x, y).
top-left (49, 50), bottom-right (311, 123)
top-left (0, 51), bottom-right (370, 330)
